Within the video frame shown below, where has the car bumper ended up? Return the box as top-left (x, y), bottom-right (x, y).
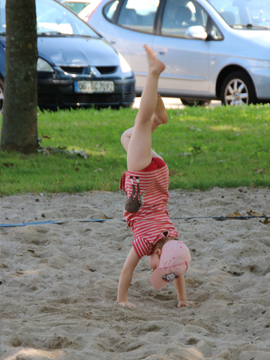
top-left (37, 78), bottom-right (136, 108)
top-left (248, 66), bottom-right (270, 101)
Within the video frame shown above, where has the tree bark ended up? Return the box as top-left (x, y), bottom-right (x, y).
top-left (1, 0), bottom-right (38, 153)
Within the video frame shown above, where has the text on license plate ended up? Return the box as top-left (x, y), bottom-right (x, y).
top-left (74, 81), bottom-right (114, 93)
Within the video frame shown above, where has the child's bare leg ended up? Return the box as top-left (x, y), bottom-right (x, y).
top-left (121, 95), bottom-right (168, 157)
top-left (151, 94), bottom-right (168, 131)
top-left (126, 45), bottom-right (165, 171)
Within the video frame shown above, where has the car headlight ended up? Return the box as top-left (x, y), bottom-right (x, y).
top-left (37, 58), bottom-right (54, 72)
top-left (119, 53), bottom-right (132, 73)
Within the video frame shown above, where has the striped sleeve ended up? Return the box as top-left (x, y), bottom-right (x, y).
top-left (132, 237), bottom-right (152, 258)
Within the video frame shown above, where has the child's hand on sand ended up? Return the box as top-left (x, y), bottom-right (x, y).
top-left (178, 300), bottom-right (195, 308)
top-left (118, 300), bottom-right (137, 308)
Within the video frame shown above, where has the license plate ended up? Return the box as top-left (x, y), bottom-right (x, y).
top-left (74, 81), bottom-right (114, 93)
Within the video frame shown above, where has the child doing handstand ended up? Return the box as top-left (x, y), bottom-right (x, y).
top-left (118, 45), bottom-right (194, 309)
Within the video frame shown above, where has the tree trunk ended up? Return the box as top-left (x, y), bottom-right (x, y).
top-left (1, 0), bottom-right (38, 153)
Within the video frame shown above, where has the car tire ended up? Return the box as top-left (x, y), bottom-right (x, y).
top-left (181, 98), bottom-right (210, 106)
top-left (220, 71), bottom-right (256, 105)
top-left (0, 79), bottom-right (4, 115)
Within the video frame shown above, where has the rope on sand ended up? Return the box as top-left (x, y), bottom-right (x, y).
top-left (0, 219), bottom-right (113, 227)
top-left (0, 216), bottom-right (269, 228)
top-left (0, 220), bottom-right (65, 227)
top-left (172, 215), bottom-right (269, 221)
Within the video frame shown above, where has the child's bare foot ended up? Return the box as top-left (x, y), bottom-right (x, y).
top-left (144, 44), bottom-right (165, 75)
top-left (151, 95), bottom-right (168, 129)
top-left (118, 300), bottom-right (137, 308)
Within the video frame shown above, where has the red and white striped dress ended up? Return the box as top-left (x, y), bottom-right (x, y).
top-left (120, 157), bottom-right (178, 258)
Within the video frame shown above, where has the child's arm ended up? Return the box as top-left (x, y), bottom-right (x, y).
top-left (174, 275), bottom-right (195, 308)
top-left (117, 247), bottom-right (140, 308)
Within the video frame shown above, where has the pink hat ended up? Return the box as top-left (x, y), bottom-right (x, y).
top-left (150, 240), bottom-right (191, 290)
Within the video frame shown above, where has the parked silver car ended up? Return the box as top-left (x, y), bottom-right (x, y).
top-left (87, 0), bottom-right (270, 106)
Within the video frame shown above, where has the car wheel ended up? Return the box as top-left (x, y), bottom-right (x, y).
top-left (0, 79), bottom-right (4, 115)
top-left (181, 98), bottom-right (210, 106)
top-left (221, 71), bottom-right (256, 105)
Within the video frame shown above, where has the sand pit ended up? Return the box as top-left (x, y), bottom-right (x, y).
top-left (1, 187), bottom-right (270, 360)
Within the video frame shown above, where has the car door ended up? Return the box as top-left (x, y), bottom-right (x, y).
top-left (102, 0), bottom-right (161, 92)
top-left (153, 0), bottom-right (210, 96)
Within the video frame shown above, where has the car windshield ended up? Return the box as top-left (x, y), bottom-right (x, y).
top-left (0, 0), bottom-right (100, 37)
top-left (0, 0), bottom-right (5, 34)
top-left (207, 0), bottom-right (270, 29)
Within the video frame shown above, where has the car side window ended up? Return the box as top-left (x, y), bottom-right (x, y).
top-left (210, 23), bottom-right (223, 40)
top-left (162, 0), bottom-right (208, 38)
top-left (117, 0), bottom-right (160, 34)
top-left (64, 2), bottom-right (89, 14)
top-left (104, 0), bottom-right (119, 21)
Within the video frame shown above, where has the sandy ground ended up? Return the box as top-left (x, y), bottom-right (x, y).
top-left (1, 187), bottom-right (270, 360)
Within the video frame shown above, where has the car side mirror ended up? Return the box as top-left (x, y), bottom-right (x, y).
top-left (185, 26), bottom-right (208, 40)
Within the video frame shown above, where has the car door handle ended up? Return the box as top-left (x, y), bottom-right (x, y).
top-left (211, 56), bottom-right (216, 65)
top-left (156, 48), bottom-right (168, 55)
top-left (110, 39), bottom-right (116, 45)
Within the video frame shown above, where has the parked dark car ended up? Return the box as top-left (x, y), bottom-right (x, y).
top-left (0, 0), bottom-right (135, 113)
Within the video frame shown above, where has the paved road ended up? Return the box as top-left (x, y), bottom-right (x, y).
top-left (132, 97), bottom-right (222, 109)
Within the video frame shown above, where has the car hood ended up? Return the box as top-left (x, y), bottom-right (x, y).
top-left (225, 29), bottom-right (270, 59)
top-left (37, 36), bottom-right (119, 67)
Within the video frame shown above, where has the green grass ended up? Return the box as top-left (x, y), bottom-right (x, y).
top-left (0, 104), bottom-right (269, 195)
